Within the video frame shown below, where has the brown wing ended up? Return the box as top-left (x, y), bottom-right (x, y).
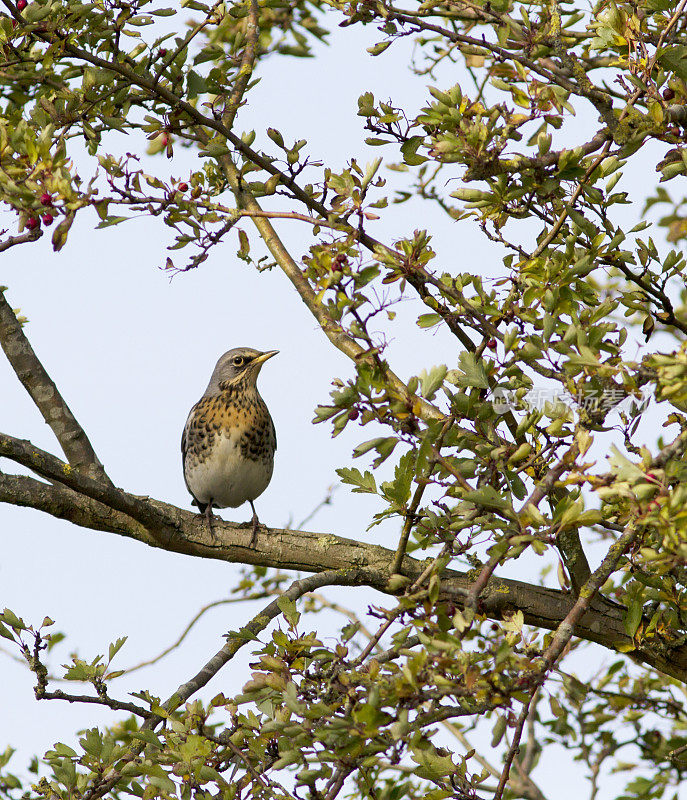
top-left (181, 401), bottom-right (201, 505)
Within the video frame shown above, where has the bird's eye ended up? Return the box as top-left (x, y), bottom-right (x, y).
top-left (232, 356), bottom-right (245, 367)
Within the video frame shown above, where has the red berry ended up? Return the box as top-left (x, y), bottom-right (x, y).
top-left (669, 126), bottom-right (680, 136)
top-left (178, 182), bottom-right (188, 192)
top-left (487, 338), bottom-right (497, 350)
top-left (40, 192), bottom-right (52, 206)
top-left (16, 0), bottom-right (27, 10)
top-left (663, 87), bottom-right (675, 101)
top-left (25, 216), bottom-right (40, 231)
top-left (332, 254), bottom-right (348, 272)
top-left (41, 213), bottom-right (54, 226)
top-left (348, 408), bottom-right (359, 421)
top-left (159, 48), bottom-right (167, 57)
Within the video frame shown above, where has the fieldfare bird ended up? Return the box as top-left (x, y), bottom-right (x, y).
top-left (182, 347), bottom-right (278, 545)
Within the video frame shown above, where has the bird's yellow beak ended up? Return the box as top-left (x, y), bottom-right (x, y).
top-left (254, 350), bottom-right (279, 365)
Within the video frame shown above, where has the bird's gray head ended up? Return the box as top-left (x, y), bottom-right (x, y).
top-left (204, 347), bottom-right (278, 396)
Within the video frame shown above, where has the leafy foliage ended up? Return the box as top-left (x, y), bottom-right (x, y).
top-left (2, 0), bottom-right (687, 799)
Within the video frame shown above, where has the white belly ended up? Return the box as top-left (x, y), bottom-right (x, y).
top-left (184, 431), bottom-right (273, 509)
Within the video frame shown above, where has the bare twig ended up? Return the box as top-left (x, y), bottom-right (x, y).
top-left (293, 484), bottom-right (337, 530)
top-left (36, 688), bottom-right (149, 718)
top-left (0, 229), bottom-right (42, 251)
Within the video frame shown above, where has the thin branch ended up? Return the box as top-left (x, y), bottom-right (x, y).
top-left (530, 142), bottom-right (612, 260)
top-left (493, 696), bottom-right (536, 800)
top-left (153, 0), bottom-right (223, 83)
top-left (385, 5), bottom-right (611, 112)
top-left (519, 442), bottom-right (579, 512)
top-left (292, 484), bottom-right (337, 530)
top-left (540, 525), bottom-right (640, 671)
top-left (391, 418), bottom-right (453, 575)
top-left (351, 544), bottom-right (451, 668)
top-left (157, 570), bottom-right (357, 712)
top-left (120, 593), bottom-right (272, 675)
top-left (518, 441), bottom-right (592, 594)
top-left (222, 737), bottom-right (298, 800)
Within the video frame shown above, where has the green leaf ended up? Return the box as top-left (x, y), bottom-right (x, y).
top-left (609, 445), bottom-right (646, 483)
top-left (624, 599), bottom-right (643, 639)
top-left (410, 743), bottom-right (456, 780)
top-left (367, 40), bottom-right (392, 56)
top-left (417, 313), bottom-right (442, 328)
top-left (446, 352), bottom-right (489, 389)
top-left (186, 70), bottom-right (206, 99)
top-left (400, 136), bottom-right (427, 166)
top-left (108, 636), bottom-right (127, 663)
top-left (0, 623), bottom-right (15, 641)
top-left (352, 436), bottom-right (399, 466)
top-left (1, 609), bottom-right (26, 631)
top-left (380, 452), bottom-right (414, 506)
top-left (95, 216), bottom-right (129, 229)
top-left (658, 45), bottom-right (687, 81)
top-left (277, 596), bottom-right (300, 627)
top-left (419, 364), bottom-right (447, 399)
top-left (357, 92), bottom-right (375, 117)
top-left (491, 714), bottom-right (507, 746)
top-left (461, 486), bottom-right (514, 516)
top-left (335, 467), bottom-right (377, 494)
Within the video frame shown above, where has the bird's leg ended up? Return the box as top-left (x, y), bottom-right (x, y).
top-left (205, 501), bottom-right (216, 539)
top-left (249, 501), bottom-right (260, 547)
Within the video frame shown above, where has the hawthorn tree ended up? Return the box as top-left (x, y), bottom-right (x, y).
top-left (2, 0), bottom-right (687, 798)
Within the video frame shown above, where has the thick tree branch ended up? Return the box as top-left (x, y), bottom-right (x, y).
top-left (0, 433), bottom-right (174, 533)
top-left (0, 471), bottom-right (151, 539)
top-left (0, 288), bottom-right (111, 483)
top-left (0, 435), bottom-right (685, 682)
